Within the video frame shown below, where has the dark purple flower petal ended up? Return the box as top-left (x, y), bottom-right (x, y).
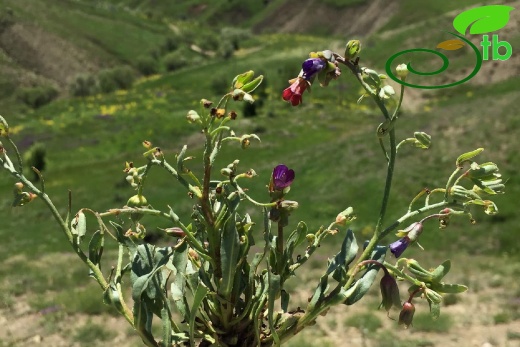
top-left (389, 237), bottom-right (410, 258)
top-left (380, 272), bottom-right (401, 312)
top-left (272, 164), bottom-right (295, 190)
top-left (301, 58), bottom-right (326, 80)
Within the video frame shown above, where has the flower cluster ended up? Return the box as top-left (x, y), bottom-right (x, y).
top-left (282, 51), bottom-right (340, 106)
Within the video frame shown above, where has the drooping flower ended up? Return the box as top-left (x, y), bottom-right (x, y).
top-left (379, 271), bottom-right (401, 313)
top-left (271, 164), bottom-right (295, 191)
top-left (282, 78), bottom-right (308, 106)
top-left (389, 237), bottom-right (410, 258)
top-left (398, 301), bottom-right (416, 328)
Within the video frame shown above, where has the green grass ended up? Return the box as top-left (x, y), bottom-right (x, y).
top-left (344, 312), bottom-right (383, 332)
top-left (73, 320), bottom-right (116, 345)
top-left (412, 312), bottom-right (452, 333)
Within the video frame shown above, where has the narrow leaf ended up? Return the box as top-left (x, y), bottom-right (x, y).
top-left (219, 214), bottom-right (240, 297)
top-left (431, 283), bottom-right (468, 294)
top-left (345, 245), bottom-right (386, 305)
top-left (326, 229), bottom-right (358, 278)
top-left (267, 271), bottom-right (281, 345)
top-left (456, 148), bottom-right (483, 167)
top-left (189, 284), bottom-right (208, 347)
top-left (431, 259), bottom-right (451, 282)
top-left (88, 230), bottom-right (104, 268)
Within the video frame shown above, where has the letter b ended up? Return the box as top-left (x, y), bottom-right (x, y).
top-left (492, 34), bottom-right (512, 61)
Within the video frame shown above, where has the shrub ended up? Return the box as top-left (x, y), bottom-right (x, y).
top-left (98, 66), bottom-right (136, 93)
top-left (162, 51), bottom-right (189, 72)
top-left (16, 85), bottom-right (58, 109)
top-left (69, 73), bottom-right (98, 97)
top-left (136, 55), bottom-right (158, 76)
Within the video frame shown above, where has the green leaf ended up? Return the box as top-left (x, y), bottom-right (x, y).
top-left (219, 214), bottom-right (241, 297)
top-left (308, 275), bottom-right (329, 312)
top-left (71, 211), bottom-right (86, 244)
top-left (453, 5), bottom-right (514, 35)
top-left (88, 230), bottom-right (104, 270)
top-left (285, 221), bottom-right (308, 262)
top-left (456, 148), bottom-right (483, 167)
top-left (326, 229), bottom-right (358, 281)
top-left (161, 307), bottom-right (173, 347)
top-left (103, 283), bottom-right (124, 314)
top-left (429, 300), bottom-right (441, 320)
top-left (189, 284), bottom-right (208, 347)
top-left (170, 242), bottom-right (189, 321)
top-left (267, 272), bottom-right (281, 345)
top-left (281, 290), bottom-right (290, 313)
top-left (345, 245), bottom-right (386, 305)
top-left (133, 300), bottom-right (155, 344)
top-left (431, 260), bottom-right (451, 282)
top-left (131, 245), bottom-right (171, 302)
top-left (431, 283), bottom-right (468, 294)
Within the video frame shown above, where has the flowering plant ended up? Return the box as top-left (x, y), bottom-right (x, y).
top-left (0, 39), bottom-right (505, 346)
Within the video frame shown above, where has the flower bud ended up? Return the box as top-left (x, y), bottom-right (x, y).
top-left (362, 68), bottom-right (382, 89)
top-left (215, 108), bottom-right (226, 118)
top-left (126, 194), bottom-right (148, 222)
top-left (186, 110), bottom-right (200, 123)
top-left (378, 85), bottom-right (395, 99)
top-left (220, 168), bottom-right (233, 177)
top-left (344, 40), bottom-right (361, 60)
top-left (306, 233), bottom-right (316, 244)
top-left (232, 70), bottom-right (254, 89)
top-left (449, 185), bottom-right (480, 201)
top-left (467, 162), bottom-right (500, 180)
top-left (164, 227), bottom-right (185, 238)
top-left (241, 138), bottom-right (250, 149)
top-left (14, 182), bottom-right (24, 192)
top-left (335, 207), bottom-right (355, 226)
top-left (395, 222), bottom-right (423, 241)
top-left (380, 271), bottom-right (401, 312)
top-left (398, 301), bottom-right (415, 328)
top-left (280, 200), bottom-right (299, 211)
top-left (201, 99), bottom-right (213, 108)
top-left (396, 64), bottom-right (409, 79)
top-left (413, 132), bottom-right (431, 149)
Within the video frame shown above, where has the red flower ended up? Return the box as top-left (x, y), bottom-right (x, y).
top-left (282, 77), bottom-right (309, 106)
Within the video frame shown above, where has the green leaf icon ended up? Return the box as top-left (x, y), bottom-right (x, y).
top-left (453, 5), bottom-right (514, 35)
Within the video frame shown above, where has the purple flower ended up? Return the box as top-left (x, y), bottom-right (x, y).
top-left (389, 237), bottom-right (410, 258)
top-left (271, 164), bottom-right (295, 191)
top-left (379, 271), bottom-right (401, 313)
top-left (301, 58), bottom-right (326, 80)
